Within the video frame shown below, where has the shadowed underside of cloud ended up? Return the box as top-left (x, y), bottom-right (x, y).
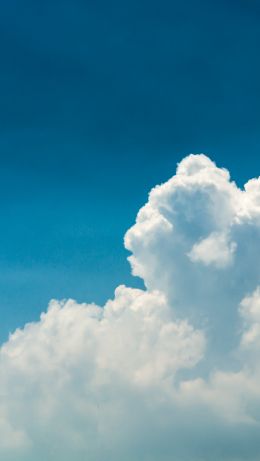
top-left (2, 154), bottom-right (260, 460)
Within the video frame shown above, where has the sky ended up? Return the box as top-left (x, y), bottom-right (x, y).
top-left (3, 154), bottom-right (260, 460)
top-left (0, 0), bottom-right (260, 339)
top-left (1, 2), bottom-right (260, 459)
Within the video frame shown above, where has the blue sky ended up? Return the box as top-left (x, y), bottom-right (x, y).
top-left (0, 0), bottom-right (260, 340)
top-left (2, 3), bottom-right (260, 460)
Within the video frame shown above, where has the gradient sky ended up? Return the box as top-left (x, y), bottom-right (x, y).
top-left (0, 0), bottom-right (260, 341)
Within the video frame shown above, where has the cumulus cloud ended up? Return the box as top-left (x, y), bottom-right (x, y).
top-left (2, 154), bottom-right (260, 460)
top-left (188, 231), bottom-right (237, 268)
top-left (125, 154), bottom-right (260, 362)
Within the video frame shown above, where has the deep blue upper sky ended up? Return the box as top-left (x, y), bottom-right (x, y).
top-left (0, 0), bottom-right (260, 340)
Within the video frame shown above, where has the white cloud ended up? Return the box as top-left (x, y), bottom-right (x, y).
top-left (0, 287), bottom-right (204, 460)
top-left (125, 154), bottom-right (260, 362)
top-left (188, 231), bottom-right (237, 268)
top-left (2, 154), bottom-right (260, 460)
top-left (240, 286), bottom-right (260, 350)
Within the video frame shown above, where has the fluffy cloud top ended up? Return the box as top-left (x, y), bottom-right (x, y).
top-left (2, 154), bottom-right (260, 460)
